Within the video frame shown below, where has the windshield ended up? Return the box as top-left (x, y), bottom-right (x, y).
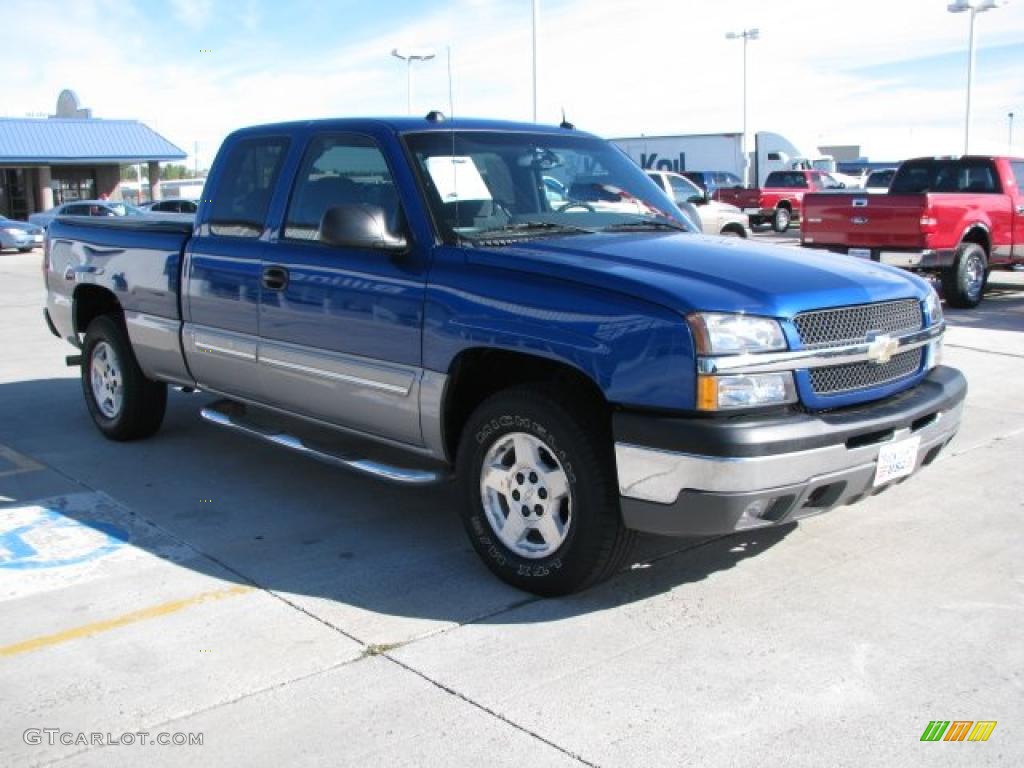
top-left (404, 130), bottom-right (693, 241)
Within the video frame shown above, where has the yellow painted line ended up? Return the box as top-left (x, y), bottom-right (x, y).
top-left (0, 444), bottom-right (44, 479)
top-left (0, 584), bottom-right (253, 658)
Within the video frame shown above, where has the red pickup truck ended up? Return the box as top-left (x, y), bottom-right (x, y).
top-left (801, 156), bottom-right (1024, 307)
top-left (717, 170), bottom-right (845, 232)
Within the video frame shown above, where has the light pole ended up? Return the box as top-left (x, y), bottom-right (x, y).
top-left (391, 48), bottom-right (436, 115)
top-left (947, 0), bottom-right (1004, 154)
top-left (725, 28), bottom-right (759, 186)
top-left (1009, 112), bottom-right (1015, 154)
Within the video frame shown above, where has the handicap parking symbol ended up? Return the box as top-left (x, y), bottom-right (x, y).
top-left (0, 506), bottom-right (130, 570)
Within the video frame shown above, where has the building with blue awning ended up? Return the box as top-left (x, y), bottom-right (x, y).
top-left (0, 91), bottom-right (186, 219)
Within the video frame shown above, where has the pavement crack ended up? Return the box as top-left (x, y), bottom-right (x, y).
top-left (382, 654), bottom-right (601, 767)
top-left (35, 656), bottom-right (367, 767)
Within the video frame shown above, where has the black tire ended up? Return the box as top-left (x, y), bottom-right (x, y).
top-left (456, 386), bottom-right (635, 596)
top-left (18, 247), bottom-right (33, 253)
top-left (941, 242), bottom-right (988, 309)
top-left (719, 225), bottom-right (747, 238)
top-left (81, 315), bottom-right (167, 441)
top-left (772, 206), bottom-right (791, 232)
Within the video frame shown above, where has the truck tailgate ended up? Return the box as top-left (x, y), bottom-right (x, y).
top-left (715, 188), bottom-right (760, 209)
top-left (802, 193), bottom-right (928, 249)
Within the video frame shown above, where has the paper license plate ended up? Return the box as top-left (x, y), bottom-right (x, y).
top-left (848, 248), bottom-right (871, 259)
top-left (742, 208), bottom-right (761, 215)
top-left (873, 436), bottom-right (921, 487)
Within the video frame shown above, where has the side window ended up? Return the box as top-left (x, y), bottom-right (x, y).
top-left (183, 200), bottom-right (198, 213)
top-left (284, 134), bottom-right (400, 243)
top-left (668, 175), bottom-right (699, 204)
top-left (1011, 162), bottom-right (1024, 191)
top-left (64, 204), bottom-right (89, 215)
top-left (209, 137), bottom-right (289, 237)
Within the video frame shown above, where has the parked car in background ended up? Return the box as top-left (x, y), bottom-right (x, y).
top-left (0, 215), bottom-right (45, 252)
top-left (863, 168), bottom-right (897, 194)
top-left (717, 170), bottom-right (847, 232)
top-left (681, 170), bottom-right (744, 197)
top-left (801, 155), bottom-right (1024, 307)
top-left (139, 198), bottom-right (199, 214)
top-left (43, 115), bottom-right (965, 596)
top-left (646, 170), bottom-right (749, 237)
top-left (29, 200), bottom-right (145, 230)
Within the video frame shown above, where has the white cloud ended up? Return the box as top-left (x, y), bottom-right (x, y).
top-left (2, 0), bottom-right (1022, 167)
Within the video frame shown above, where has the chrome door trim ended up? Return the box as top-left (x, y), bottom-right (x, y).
top-left (260, 355), bottom-right (410, 395)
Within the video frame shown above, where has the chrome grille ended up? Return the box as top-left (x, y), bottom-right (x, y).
top-left (794, 300), bottom-right (923, 349)
top-left (810, 348), bottom-right (923, 395)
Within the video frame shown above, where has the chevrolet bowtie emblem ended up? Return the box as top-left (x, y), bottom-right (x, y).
top-left (866, 334), bottom-right (899, 365)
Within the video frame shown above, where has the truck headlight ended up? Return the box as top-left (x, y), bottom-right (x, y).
top-left (923, 289), bottom-right (943, 326)
top-left (687, 313), bottom-right (787, 354)
top-left (697, 373), bottom-right (797, 411)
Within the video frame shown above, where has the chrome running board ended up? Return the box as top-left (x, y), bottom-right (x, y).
top-left (200, 400), bottom-right (446, 486)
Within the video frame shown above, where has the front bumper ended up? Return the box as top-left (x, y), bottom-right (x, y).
top-left (801, 244), bottom-right (956, 269)
top-left (614, 366), bottom-right (966, 536)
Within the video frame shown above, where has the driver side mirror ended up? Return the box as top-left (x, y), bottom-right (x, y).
top-left (319, 204), bottom-right (407, 251)
top-left (686, 193), bottom-right (708, 206)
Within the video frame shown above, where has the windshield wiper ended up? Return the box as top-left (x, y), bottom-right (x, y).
top-left (601, 217), bottom-right (689, 233)
top-left (471, 220), bottom-right (596, 238)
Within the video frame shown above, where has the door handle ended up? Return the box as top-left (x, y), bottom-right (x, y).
top-left (262, 266), bottom-right (289, 291)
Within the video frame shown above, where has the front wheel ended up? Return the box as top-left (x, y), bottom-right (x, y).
top-left (941, 243), bottom-right (988, 309)
top-left (456, 386), bottom-right (635, 596)
top-left (772, 207), bottom-right (791, 232)
top-left (81, 315), bottom-right (167, 441)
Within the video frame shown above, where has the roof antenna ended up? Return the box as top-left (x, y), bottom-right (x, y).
top-left (559, 108), bottom-right (574, 130)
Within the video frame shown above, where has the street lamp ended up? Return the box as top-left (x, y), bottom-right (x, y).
top-left (1009, 112), bottom-right (1015, 154)
top-left (725, 28), bottom-right (759, 186)
top-left (947, 0), bottom-right (1004, 154)
top-left (391, 47), bottom-right (436, 115)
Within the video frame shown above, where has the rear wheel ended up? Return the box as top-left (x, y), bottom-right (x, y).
top-left (456, 386), bottom-right (635, 596)
top-left (18, 247), bottom-right (32, 253)
top-left (81, 315), bottom-right (167, 440)
top-left (941, 242), bottom-right (988, 308)
top-left (772, 206), bottom-right (791, 232)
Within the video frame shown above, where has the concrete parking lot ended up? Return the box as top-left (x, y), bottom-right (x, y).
top-left (1, 239), bottom-right (1022, 767)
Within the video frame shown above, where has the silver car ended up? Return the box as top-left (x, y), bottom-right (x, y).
top-left (645, 170), bottom-right (750, 237)
top-left (28, 200), bottom-right (146, 230)
top-left (0, 216), bottom-right (45, 252)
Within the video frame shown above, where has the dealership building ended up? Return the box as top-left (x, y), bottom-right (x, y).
top-left (0, 90), bottom-right (186, 220)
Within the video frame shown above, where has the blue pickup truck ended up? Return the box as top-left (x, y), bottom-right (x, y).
top-left (43, 116), bottom-right (966, 595)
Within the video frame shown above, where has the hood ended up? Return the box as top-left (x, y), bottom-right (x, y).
top-left (468, 232), bottom-right (929, 319)
top-left (1, 218), bottom-right (42, 234)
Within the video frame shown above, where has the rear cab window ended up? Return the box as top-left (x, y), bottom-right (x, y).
top-left (765, 171), bottom-right (807, 189)
top-left (208, 137), bottom-right (289, 237)
top-left (890, 159), bottom-right (1002, 195)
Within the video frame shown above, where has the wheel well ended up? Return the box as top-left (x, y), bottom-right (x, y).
top-left (74, 285), bottom-right (122, 335)
top-left (960, 227), bottom-right (990, 256)
top-left (720, 222), bottom-right (747, 237)
top-left (442, 349), bottom-right (608, 461)
top-left (776, 200), bottom-right (792, 212)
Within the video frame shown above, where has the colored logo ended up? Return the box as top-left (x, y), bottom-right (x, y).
top-left (920, 721), bottom-right (997, 742)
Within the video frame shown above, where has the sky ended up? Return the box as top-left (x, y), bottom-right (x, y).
top-left (2, 0), bottom-right (1022, 169)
